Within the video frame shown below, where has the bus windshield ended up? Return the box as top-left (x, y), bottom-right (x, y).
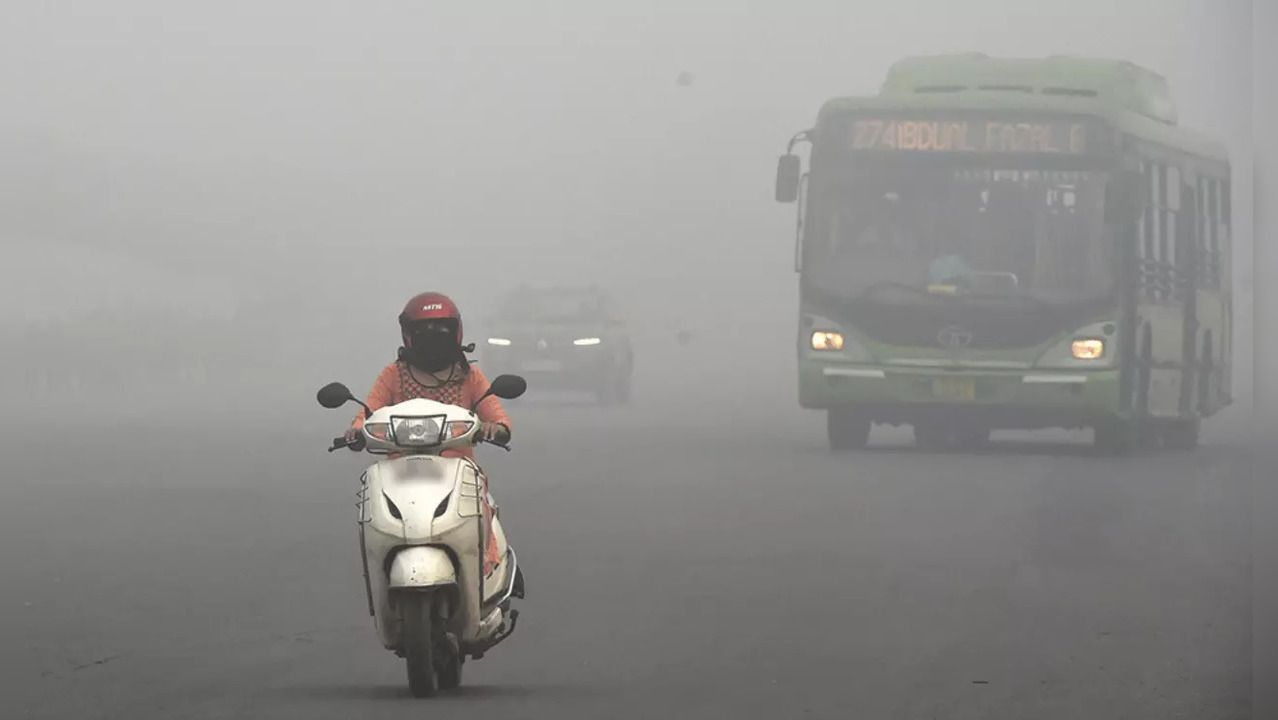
top-left (803, 161), bottom-right (1117, 305)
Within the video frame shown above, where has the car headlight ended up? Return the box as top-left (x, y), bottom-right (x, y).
top-left (810, 331), bottom-right (845, 351)
top-left (487, 338), bottom-right (512, 346)
top-left (1070, 338), bottom-right (1105, 360)
top-left (390, 416), bottom-right (447, 446)
top-left (573, 337), bottom-right (602, 346)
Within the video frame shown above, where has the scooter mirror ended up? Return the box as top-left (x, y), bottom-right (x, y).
top-left (487, 374), bottom-right (528, 400)
top-left (316, 382), bottom-right (355, 409)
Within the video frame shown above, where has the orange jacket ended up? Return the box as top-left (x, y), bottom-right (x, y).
top-left (349, 361), bottom-right (512, 461)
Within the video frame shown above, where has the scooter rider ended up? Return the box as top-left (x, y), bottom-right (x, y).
top-left (343, 291), bottom-right (513, 573)
top-left (343, 291), bottom-right (511, 452)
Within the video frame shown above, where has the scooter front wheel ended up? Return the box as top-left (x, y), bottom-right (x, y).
top-left (402, 593), bottom-right (439, 698)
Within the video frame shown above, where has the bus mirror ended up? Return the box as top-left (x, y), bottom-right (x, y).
top-left (1104, 171), bottom-right (1142, 225)
top-left (775, 154), bottom-right (801, 203)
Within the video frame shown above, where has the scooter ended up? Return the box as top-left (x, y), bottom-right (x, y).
top-left (315, 374), bottom-right (528, 698)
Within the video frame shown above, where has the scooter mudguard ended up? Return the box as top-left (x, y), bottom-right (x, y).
top-left (388, 546), bottom-right (457, 589)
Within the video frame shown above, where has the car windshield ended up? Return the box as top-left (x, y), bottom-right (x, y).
top-left (496, 290), bottom-right (607, 323)
top-left (803, 162), bottom-right (1117, 305)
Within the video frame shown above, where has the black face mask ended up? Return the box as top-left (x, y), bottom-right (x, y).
top-left (405, 331), bottom-right (461, 373)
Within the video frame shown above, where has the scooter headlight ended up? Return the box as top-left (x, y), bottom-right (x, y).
top-left (390, 415), bottom-right (448, 447)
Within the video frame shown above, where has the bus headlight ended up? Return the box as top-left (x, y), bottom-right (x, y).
top-left (1070, 338), bottom-right (1106, 360)
top-left (1034, 322), bottom-right (1115, 369)
top-left (811, 331), bottom-right (845, 351)
top-left (804, 315), bottom-right (873, 362)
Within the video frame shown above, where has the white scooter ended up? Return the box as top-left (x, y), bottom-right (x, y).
top-left (316, 374), bottom-right (528, 697)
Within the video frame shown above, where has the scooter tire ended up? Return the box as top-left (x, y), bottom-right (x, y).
top-left (403, 593), bottom-right (439, 698)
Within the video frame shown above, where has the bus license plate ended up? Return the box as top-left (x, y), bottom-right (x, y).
top-left (932, 378), bottom-right (976, 401)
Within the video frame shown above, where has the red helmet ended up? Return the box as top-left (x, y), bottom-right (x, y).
top-left (398, 291), bottom-right (464, 346)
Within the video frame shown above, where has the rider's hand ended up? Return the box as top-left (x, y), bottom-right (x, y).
top-left (344, 426), bottom-right (363, 443)
top-left (478, 422), bottom-right (507, 442)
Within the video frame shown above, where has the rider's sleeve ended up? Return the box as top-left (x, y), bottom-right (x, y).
top-left (468, 366), bottom-right (512, 432)
top-left (350, 364), bottom-right (397, 429)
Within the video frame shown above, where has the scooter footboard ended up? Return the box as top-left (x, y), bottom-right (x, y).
top-left (388, 546), bottom-right (457, 589)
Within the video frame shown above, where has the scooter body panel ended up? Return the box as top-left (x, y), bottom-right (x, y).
top-left (388, 546), bottom-right (457, 588)
top-left (359, 453), bottom-right (516, 649)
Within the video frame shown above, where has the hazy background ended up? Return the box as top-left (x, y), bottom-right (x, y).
top-left (0, 0), bottom-right (1253, 424)
top-left (0, 4), bottom-right (1260, 717)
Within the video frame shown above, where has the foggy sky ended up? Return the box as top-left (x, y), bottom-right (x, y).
top-left (0, 1), bottom-right (1255, 407)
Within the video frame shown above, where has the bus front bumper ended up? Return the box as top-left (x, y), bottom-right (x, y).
top-left (798, 361), bottom-right (1124, 429)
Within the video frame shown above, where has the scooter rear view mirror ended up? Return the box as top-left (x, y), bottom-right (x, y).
top-left (317, 382), bottom-right (355, 409)
top-left (472, 375), bottom-right (528, 411)
top-left (488, 374), bottom-right (528, 400)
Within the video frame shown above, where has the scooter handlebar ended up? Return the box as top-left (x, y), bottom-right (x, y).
top-left (477, 426), bottom-right (512, 451)
top-left (328, 436), bottom-right (366, 453)
top-left (325, 431), bottom-right (506, 452)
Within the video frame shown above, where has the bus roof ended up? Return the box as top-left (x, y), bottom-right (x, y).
top-left (816, 54), bottom-right (1229, 162)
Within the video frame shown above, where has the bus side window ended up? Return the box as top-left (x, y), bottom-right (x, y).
top-left (1197, 179), bottom-right (1208, 288)
top-left (1176, 184), bottom-right (1196, 293)
top-left (1203, 178), bottom-right (1219, 289)
top-left (1138, 163), bottom-right (1153, 302)
top-left (1164, 166), bottom-right (1180, 296)
top-left (1150, 163), bottom-right (1167, 303)
top-left (1216, 179), bottom-right (1226, 289)
top-left (1221, 179), bottom-right (1231, 226)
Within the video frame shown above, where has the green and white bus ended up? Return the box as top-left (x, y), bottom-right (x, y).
top-left (774, 54), bottom-right (1233, 453)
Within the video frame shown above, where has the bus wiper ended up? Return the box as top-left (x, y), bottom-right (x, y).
top-left (854, 281), bottom-right (935, 302)
top-left (957, 291), bottom-right (1060, 315)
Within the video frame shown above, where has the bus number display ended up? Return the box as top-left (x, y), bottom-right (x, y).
top-left (850, 119), bottom-right (1090, 155)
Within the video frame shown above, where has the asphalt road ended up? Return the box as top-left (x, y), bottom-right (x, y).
top-left (1, 382), bottom-right (1251, 719)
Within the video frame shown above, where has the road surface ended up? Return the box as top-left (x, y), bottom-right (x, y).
top-left (0, 381), bottom-right (1250, 719)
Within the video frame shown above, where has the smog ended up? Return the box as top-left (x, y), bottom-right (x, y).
top-left (0, 1), bottom-right (1254, 718)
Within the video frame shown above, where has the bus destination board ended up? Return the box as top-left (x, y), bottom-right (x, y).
top-left (848, 118), bottom-right (1093, 155)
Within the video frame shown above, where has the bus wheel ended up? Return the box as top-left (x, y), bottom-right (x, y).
top-left (1162, 418), bottom-right (1200, 451)
top-left (913, 422), bottom-right (951, 450)
top-left (828, 409), bottom-right (871, 451)
top-left (1093, 418), bottom-right (1136, 456)
top-left (952, 424), bottom-right (991, 448)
